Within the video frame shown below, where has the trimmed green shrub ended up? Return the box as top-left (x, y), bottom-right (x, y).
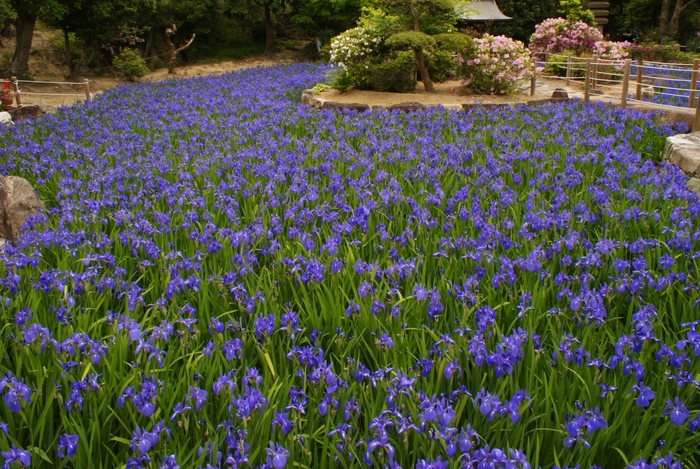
top-left (428, 50), bottom-right (456, 82)
top-left (385, 31), bottom-right (436, 50)
top-left (113, 48), bottom-right (149, 82)
top-left (366, 51), bottom-right (416, 92)
top-left (433, 33), bottom-right (473, 53)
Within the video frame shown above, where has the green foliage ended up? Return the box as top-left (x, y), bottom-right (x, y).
top-left (427, 49), bottom-right (455, 81)
top-left (311, 82), bottom-right (331, 94)
top-left (327, 67), bottom-right (355, 92)
top-left (386, 30), bottom-right (436, 50)
top-left (357, 6), bottom-right (403, 37)
top-left (42, 0), bottom-right (155, 66)
top-left (365, 50), bottom-right (416, 91)
top-left (433, 32), bottom-right (473, 53)
top-left (378, 0), bottom-right (460, 34)
top-left (490, 0), bottom-right (559, 43)
top-left (0, 0), bottom-right (15, 19)
top-left (379, 0), bottom-right (456, 17)
top-left (112, 48), bottom-right (149, 82)
top-left (0, 52), bottom-right (11, 68)
top-left (49, 31), bottom-right (69, 50)
top-left (544, 49), bottom-right (582, 77)
top-left (290, 0), bottom-right (363, 37)
top-left (559, 0), bottom-right (595, 26)
top-left (621, 0), bottom-right (661, 39)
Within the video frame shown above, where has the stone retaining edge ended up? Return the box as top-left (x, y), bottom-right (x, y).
top-left (300, 89), bottom-right (571, 112)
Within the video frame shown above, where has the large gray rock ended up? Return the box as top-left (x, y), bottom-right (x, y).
top-left (551, 88), bottom-right (569, 99)
top-left (0, 176), bottom-right (45, 243)
top-left (387, 102), bottom-right (426, 112)
top-left (300, 90), bottom-right (313, 105)
top-left (687, 177), bottom-right (700, 196)
top-left (7, 105), bottom-right (42, 122)
top-left (665, 132), bottom-right (700, 176)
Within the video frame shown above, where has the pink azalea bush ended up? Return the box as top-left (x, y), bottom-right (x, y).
top-left (459, 34), bottom-right (540, 95)
top-left (529, 18), bottom-right (602, 58)
top-left (529, 18), bottom-right (630, 61)
top-left (592, 39), bottom-right (633, 61)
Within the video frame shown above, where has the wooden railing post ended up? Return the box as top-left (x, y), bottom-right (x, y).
top-left (10, 76), bottom-right (21, 108)
top-left (620, 59), bottom-right (631, 110)
top-left (565, 52), bottom-right (572, 86)
top-left (592, 55), bottom-right (598, 90)
top-left (635, 59), bottom-right (643, 100)
top-left (694, 94), bottom-right (700, 132)
top-left (83, 79), bottom-right (91, 102)
top-left (689, 58), bottom-right (699, 108)
top-left (584, 59), bottom-right (591, 101)
top-left (530, 76), bottom-right (536, 96)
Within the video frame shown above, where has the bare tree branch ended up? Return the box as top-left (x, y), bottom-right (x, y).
top-left (165, 24), bottom-right (195, 74)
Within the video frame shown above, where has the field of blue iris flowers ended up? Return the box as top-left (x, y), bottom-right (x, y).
top-left (0, 63), bottom-right (698, 469)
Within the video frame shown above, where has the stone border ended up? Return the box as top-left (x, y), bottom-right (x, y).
top-left (300, 89), bottom-right (571, 112)
top-left (300, 89), bottom-right (700, 131)
top-left (7, 105), bottom-right (42, 122)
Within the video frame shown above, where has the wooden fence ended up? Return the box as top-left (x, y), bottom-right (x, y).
top-left (535, 54), bottom-right (700, 131)
top-left (8, 77), bottom-right (92, 108)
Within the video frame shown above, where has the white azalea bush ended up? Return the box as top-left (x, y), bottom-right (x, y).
top-left (329, 27), bottom-right (382, 70)
top-left (329, 25), bottom-right (412, 92)
top-left (459, 34), bottom-right (540, 95)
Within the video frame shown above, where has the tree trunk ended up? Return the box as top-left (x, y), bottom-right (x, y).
top-left (1, 19), bottom-right (13, 40)
top-left (143, 29), bottom-right (154, 60)
top-left (10, 12), bottom-right (36, 78)
top-left (670, 0), bottom-right (697, 36)
top-left (659, 0), bottom-right (671, 36)
top-left (409, 4), bottom-right (421, 32)
top-left (264, 1), bottom-right (274, 58)
top-left (64, 29), bottom-right (82, 82)
top-left (414, 47), bottom-right (434, 92)
top-left (165, 25), bottom-right (176, 74)
top-left (408, 4), bottom-right (434, 92)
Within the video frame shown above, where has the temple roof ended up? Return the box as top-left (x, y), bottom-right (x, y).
top-left (456, 0), bottom-right (512, 22)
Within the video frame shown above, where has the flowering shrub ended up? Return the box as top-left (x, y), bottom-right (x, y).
top-left (459, 34), bottom-right (539, 95)
top-left (592, 39), bottom-right (633, 61)
top-left (627, 42), bottom-right (696, 63)
top-left (529, 18), bottom-right (603, 58)
top-left (329, 26), bottom-right (415, 92)
top-left (329, 27), bottom-right (381, 70)
top-left (0, 88), bottom-right (12, 110)
top-left (530, 18), bottom-right (630, 62)
top-left (0, 63), bottom-right (697, 469)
